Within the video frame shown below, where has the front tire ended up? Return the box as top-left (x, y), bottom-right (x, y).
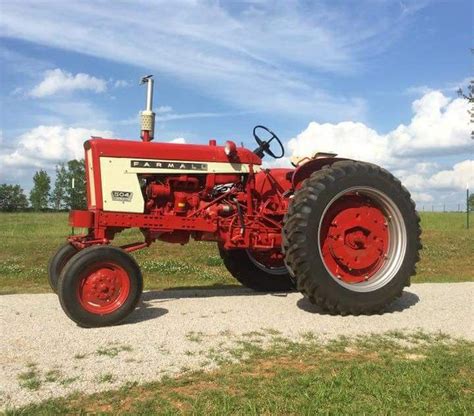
top-left (283, 160), bottom-right (421, 315)
top-left (48, 243), bottom-right (78, 293)
top-left (219, 245), bottom-right (294, 292)
top-left (58, 245), bottom-right (143, 327)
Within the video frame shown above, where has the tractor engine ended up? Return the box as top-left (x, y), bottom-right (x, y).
top-left (144, 173), bottom-right (240, 216)
top-left (138, 165), bottom-right (293, 248)
top-left (145, 175), bottom-right (204, 214)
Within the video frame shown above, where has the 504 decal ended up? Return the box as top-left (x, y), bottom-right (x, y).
top-left (111, 191), bottom-right (133, 202)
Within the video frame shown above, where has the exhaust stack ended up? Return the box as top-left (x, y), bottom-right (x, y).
top-left (140, 75), bottom-right (155, 142)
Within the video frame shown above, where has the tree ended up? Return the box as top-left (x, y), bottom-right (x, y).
top-left (64, 159), bottom-right (87, 210)
top-left (29, 170), bottom-right (51, 211)
top-left (49, 160), bottom-right (87, 210)
top-left (50, 163), bottom-right (68, 210)
top-left (469, 193), bottom-right (474, 211)
top-left (0, 184), bottom-right (29, 211)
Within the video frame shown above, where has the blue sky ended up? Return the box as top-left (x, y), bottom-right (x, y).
top-left (0, 0), bottom-right (472, 207)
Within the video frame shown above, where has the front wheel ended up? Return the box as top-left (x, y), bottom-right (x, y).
top-left (283, 160), bottom-right (421, 315)
top-left (57, 246), bottom-right (143, 327)
top-left (48, 243), bottom-right (78, 293)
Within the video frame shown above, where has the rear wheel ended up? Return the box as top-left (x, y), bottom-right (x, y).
top-left (58, 246), bottom-right (143, 327)
top-left (283, 160), bottom-right (421, 314)
top-left (48, 243), bottom-right (78, 293)
top-left (219, 245), bottom-right (294, 292)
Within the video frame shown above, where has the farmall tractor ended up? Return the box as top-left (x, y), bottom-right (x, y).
top-left (50, 76), bottom-right (421, 327)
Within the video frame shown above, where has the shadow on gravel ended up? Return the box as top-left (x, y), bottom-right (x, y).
top-left (296, 290), bottom-right (420, 315)
top-left (123, 301), bottom-right (168, 324)
top-left (142, 285), bottom-right (277, 301)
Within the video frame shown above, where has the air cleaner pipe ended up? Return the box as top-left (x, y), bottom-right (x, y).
top-left (145, 77), bottom-right (154, 111)
top-left (140, 75), bottom-right (155, 142)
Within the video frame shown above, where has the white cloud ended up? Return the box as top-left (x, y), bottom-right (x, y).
top-left (288, 91), bottom-right (470, 166)
top-left (30, 68), bottom-right (107, 97)
top-left (284, 90), bottom-right (472, 204)
top-left (0, 0), bottom-right (427, 119)
top-left (410, 192), bottom-right (434, 203)
top-left (389, 92), bottom-right (471, 157)
top-left (428, 160), bottom-right (473, 190)
top-left (0, 126), bottom-right (112, 181)
top-left (288, 121), bottom-right (389, 166)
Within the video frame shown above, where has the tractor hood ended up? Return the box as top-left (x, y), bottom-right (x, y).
top-left (84, 138), bottom-right (262, 165)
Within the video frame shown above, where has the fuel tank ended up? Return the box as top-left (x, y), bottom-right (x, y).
top-left (254, 168), bottom-right (294, 198)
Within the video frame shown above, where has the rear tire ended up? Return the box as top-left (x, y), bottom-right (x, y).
top-left (219, 245), bottom-right (294, 292)
top-left (48, 243), bottom-right (78, 293)
top-left (283, 160), bottom-right (421, 315)
top-left (58, 245), bottom-right (143, 327)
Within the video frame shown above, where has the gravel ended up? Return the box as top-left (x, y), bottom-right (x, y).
top-left (1, 282), bottom-right (473, 409)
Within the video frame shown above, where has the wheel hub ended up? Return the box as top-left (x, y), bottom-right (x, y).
top-left (78, 263), bottom-right (130, 314)
top-left (321, 195), bottom-right (389, 284)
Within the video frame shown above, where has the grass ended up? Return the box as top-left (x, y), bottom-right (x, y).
top-left (97, 373), bottom-right (115, 384)
top-left (96, 344), bottom-right (133, 358)
top-left (16, 364), bottom-right (77, 392)
top-left (5, 333), bottom-right (473, 415)
top-left (416, 212), bottom-right (473, 282)
top-left (186, 331), bottom-right (205, 343)
top-left (17, 364), bottom-right (42, 391)
top-left (0, 211), bottom-right (472, 294)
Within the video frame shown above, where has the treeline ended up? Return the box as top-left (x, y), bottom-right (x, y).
top-left (0, 159), bottom-right (86, 212)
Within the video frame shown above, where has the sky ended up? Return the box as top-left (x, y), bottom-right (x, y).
top-left (0, 0), bottom-right (472, 208)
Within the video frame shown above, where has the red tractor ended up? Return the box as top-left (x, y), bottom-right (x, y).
top-left (50, 76), bottom-right (421, 327)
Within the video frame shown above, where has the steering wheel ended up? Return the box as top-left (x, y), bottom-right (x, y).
top-left (252, 125), bottom-right (285, 159)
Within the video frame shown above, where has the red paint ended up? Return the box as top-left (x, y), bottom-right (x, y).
top-left (77, 262), bottom-right (131, 314)
top-left (85, 138), bottom-right (262, 165)
top-left (69, 210), bottom-right (94, 228)
top-left (84, 149), bottom-right (93, 208)
top-left (319, 194), bottom-right (389, 284)
top-left (69, 137), bottom-right (348, 258)
top-left (141, 130), bottom-right (151, 142)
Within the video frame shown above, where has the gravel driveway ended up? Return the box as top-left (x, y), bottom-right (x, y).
top-left (1, 282), bottom-right (473, 409)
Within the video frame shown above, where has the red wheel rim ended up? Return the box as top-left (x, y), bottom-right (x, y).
top-left (77, 262), bottom-right (131, 314)
top-left (320, 193), bottom-right (390, 284)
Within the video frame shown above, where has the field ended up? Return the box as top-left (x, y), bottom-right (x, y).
top-left (0, 212), bottom-right (472, 294)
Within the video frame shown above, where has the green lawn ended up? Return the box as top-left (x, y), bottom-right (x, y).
top-left (0, 212), bottom-right (472, 294)
top-left (5, 333), bottom-right (473, 415)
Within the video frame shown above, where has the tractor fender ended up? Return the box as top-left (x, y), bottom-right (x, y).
top-left (291, 157), bottom-right (350, 189)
